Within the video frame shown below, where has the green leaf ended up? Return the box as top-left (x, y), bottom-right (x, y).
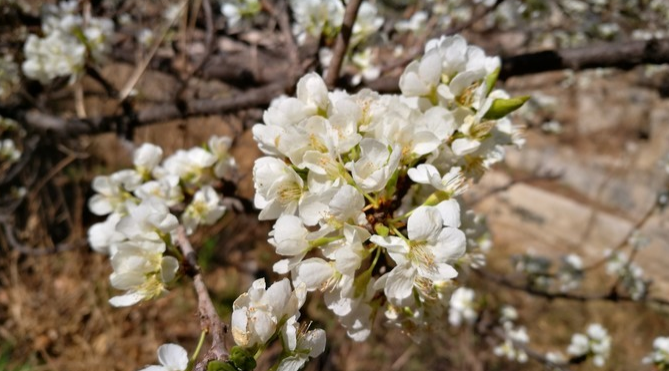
top-left (483, 96), bottom-right (530, 120)
top-left (207, 360), bottom-right (238, 371)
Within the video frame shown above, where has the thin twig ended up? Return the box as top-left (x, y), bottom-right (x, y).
top-left (476, 268), bottom-right (669, 306)
top-left (118, 0), bottom-right (188, 102)
top-left (1, 221), bottom-right (85, 256)
top-left (176, 226), bottom-right (229, 371)
top-left (581, 202), bottom-right (657, 272)
top-left (325, 0), bottom-right (363, 88)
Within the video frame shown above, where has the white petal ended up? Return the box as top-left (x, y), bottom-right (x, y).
top-left (407, 206), bottom-right (443, 241)
top-left (157, 343), bottom-right (189, 370)
top-left (293, 258), bottom-right (334, 291)
top-left (436, 199), bottom-right (461, 228)
top-left (385, 264), bottom-right (415, 301)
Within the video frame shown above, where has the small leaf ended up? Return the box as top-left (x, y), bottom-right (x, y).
top-left (483, 96), bottom-right (530, 120)
top-left (230, 346), bottom-right (257, 371)
top-left (207, 360), bottom-right (238, 371)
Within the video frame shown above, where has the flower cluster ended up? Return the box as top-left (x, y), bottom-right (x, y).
top-left (87, 137), bottom-right (235, 306)
top-left (448, 287), bottom-right (478, 327)
top-left (231, 278), bottom-right (325, 371)
top-left (512, 252), bottom-right (585, 293)
top-left (494, 308), bottom-right (529, 363)
top-left (605, 250), bottom-right (648, 301)
top-left (252, 34), bottom-right (526, 341)
top-left (221, 0), bottom-right (261, 28)
top-left (567, 323), bottom-right (611, 367)
top-left (289, 0), bottom-right (344, 44)
top-left (643, 336), bottom-right (669, 371)
top-left (22, 0), bottom-right (114, 84)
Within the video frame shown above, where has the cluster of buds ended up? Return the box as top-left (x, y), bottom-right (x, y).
top-left (87, 137), bottom-right (236, 306)
top-left (252, 34), bottom-right (525, 341)
top-left (22, 0), bottom-right (114, 84)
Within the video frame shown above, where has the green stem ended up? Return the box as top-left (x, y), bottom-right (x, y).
top-left (310, 235), bottom-right (344, 248)
top-left (390, 225), bottom-right (410, 243)
top-left (190, 330), bottom-right (208, 365)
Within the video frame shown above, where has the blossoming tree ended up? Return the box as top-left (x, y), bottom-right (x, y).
top-left (1, 1), bottom-right (669, 371)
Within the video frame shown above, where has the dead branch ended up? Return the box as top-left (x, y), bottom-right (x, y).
top-left (176, 226), bottom-right (229, 371)
top-left (325, 0), bottom-right (363, 88)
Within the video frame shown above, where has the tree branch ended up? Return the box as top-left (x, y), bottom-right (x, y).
top-left (366, 38), bottom-right (669, 93)
top-left (499, 38), bottom-right (669, 80)
top-left (10, 38), bottom-right (669, 137)
top-left (476, 268), bottom-right (669, 306)
top-left (325, 0), bottom-right (363, 88)
top-left (176, 226), bottom-right (229, 371)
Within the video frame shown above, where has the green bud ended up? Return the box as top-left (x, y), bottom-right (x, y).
top-left (485, 67), bottom-right (500, 97)
top-left (229, 346), bottom-right (257, 371)
top-left (483, 96), bottom-right (530, 120)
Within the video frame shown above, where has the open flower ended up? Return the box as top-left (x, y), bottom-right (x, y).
top-left (232, 278), bottom-right (306, 348)
top-left (371, 206), bottom-right (466, 303)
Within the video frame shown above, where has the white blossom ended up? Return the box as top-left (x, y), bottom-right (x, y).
top-left (643, 336), bottom-right (669, 369)
top-left (278, 318), bottom-right (327, 371)
top-left (139, 343), bottom-right (189, 371)
top-left (371, 206), bottom-right (465, 303)
top-left (231, 278), bottom-right (306, 348)
top-left (448, 287), bottom-right (478, 326)
top-left (567, 324), bottom-right (611, 367)
top-left (181, 186), bottom-right (226, 235)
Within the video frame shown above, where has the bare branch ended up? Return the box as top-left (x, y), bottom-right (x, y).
top-left (176, 226), bottom-right (229, 370)
top-left (16, 81), bottom-right (288, 136)
top-left (325, 0), bottom-right (363, 88)
top-left (499, 38), bottom-right (669, 80)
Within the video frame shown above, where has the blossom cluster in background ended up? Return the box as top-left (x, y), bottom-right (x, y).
top-left (87, 137), bottom-right (235, 306)
top-left (22, 0), bottom-right (114, 84)
top-left (567, 323), bottom-right (611, 367)
top-left (251, 34), bottom-right (525, 342)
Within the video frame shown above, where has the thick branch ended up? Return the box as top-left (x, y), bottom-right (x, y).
top-left (14, 81), bottom-right (287, 136)
top-left (176, 226), bottom-right (228, 370)
top-left (499, 38), bottom-right (669, 80)
top-left (325, 0), bottom-right (363, 88)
